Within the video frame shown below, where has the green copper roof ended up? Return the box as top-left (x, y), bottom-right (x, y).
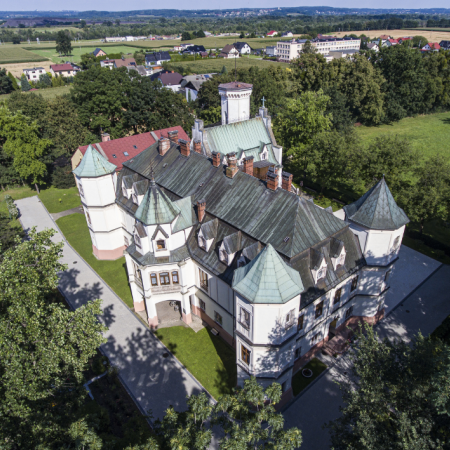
top-left (134, 177), bottom-right (181, 225)
top-left (344, 178), bottom-right (409, 230)
top-left (232, 244), bottom-right (304, 304)
top-left (73, 144), bottom-right (116, 178)
top-left (172, 195), bottom-right (197, 233)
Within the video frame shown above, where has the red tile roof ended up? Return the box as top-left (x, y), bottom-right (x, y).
top-left (428, 42), bottom-right (441, 50)
top-left (78, 126), bottom-right (190, 171)
top-left (51, 63), bottom-right (73, 72)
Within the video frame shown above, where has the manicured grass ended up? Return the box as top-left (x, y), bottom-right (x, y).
top-left (0, 46), bottom-right (48, 64)
top-left (155, 326), bottom-right (236, 400)
top-left (0, 85), bottom-right (72, 101)
top-left (56, 213), bottom-right (133, 308)
top-left (292, 358), bottom-right (327, 397)
top-left (357, 111), bottom-right (450, 161)
top-left (39, 186), bottom-right (81, 213)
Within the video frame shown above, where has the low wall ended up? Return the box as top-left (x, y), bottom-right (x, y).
top-left (92, 244), bottom-right (126, 261)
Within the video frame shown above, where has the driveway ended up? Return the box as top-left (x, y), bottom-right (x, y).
top-left (283, 248), bottom-right (449, 450)
top-left (15, 196), bottom-right (209, 421)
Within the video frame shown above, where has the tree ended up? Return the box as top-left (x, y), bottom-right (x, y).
top-left (196, 30), bottom-right (205, 38)
top-left (0, 214), bottom-right (24, 252)
top-left (0, 228), bottom-right (106, 448)
top-left (20, 74), bottom-right (31, 92)
top-left (0, 106), bottom-right (52, 192)
top-left (181, 31), bottom-right (191, 41)
top-left (221, 65), bottom-right (228, 74)
top-left (134, 50), bottom-right (145, 65)
top-left (0, 68), bottom-right (13, 94)
top-left (7, 72), bottom-right (19, 90)
top-left (273, 90), bottom-right (332, 171)
top-left (327, 324), bottom-right (450, 450)
top-left (155, 376), bottom-right (302, 449)
top-left (324, 87), bottom-right (354, 131)
top-left (55, 30), bottom-right (72, 56)
top-left (37, 72), bottom-right (52, 88)
top-left (301, 40), bottom-right (317, 54)
top-left (412, 35), bottom-right (428, 48)
top-left (240, 32), bottom-right (245, 38)
top-left (12, 36), bottom-right (20, 44)
top-left (80, 19), bottom-right (86, 28)
top-left (115, 18), bottom-right (121, 26)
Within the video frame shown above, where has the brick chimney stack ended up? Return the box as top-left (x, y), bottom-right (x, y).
top-left (282, 171), bottom-right (293, 192)
top-left (267, 171), bottom-right (278, 191)
top-left (226, 152), bottom-right (238, 178)
top-left (168, 130), bottom-right (179, 144)
top-left (158, 137), bottom-right (170, 156)
top-left (193, 139), bottom-right (202, 154)
top-left (101, 133), bottom-right (110, 143)
top-left (212, 151), bottom-right (221, 167)
top-left (243, 156), bottom-right (254, 176)
top-left (197, 199), bottom-right (206, 222)
top-left (179, 139), bottom-right (190, 157)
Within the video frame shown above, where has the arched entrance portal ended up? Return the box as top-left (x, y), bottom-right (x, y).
top-left (154, 300), bottom-right (183, 328)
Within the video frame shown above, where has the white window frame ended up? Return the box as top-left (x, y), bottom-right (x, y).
top-left (240, 307), bottom-right (251, 329)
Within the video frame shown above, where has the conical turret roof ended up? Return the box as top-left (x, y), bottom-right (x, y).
top-left (232, 244), bottom-right (304, 304)
top-left (134, 172), bottom-right (181, 225)
top-left (343, 178), bottom-right (409, 230)
top-left (73, 144), bottom-right (117, 178)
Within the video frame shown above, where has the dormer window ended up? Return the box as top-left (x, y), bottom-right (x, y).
top-left (132, 192), bottom-right (138, 204)
top-left (219, 249), bottom-right (228, 264)
top-left (199, 236), bottom-right (206, 250)
top-left (123, 187), bottom-right (128, 198)
top-left (317, 267), bottom-right (326, 281)
top-left (336, 252), bottom-right (345, 267)
top-left (156, 239), bottom-right (166, 250)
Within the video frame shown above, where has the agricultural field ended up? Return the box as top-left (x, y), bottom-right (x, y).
top-left (0, 45), bottom-right (48, 64)
top-left (0, 60), bottom-right (53, 77)
top-left (0, 85), bottom-right (72, 101)
top-left (357, 111), bottom-right (450, 161)
top-left (332, 28), bottom-right (450, 41)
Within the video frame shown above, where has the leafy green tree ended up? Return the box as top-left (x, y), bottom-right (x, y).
top-left (221, 65), bottom-right (228, 74)
top-left (301, 40), bottom-right (317, 54)
top-left (20, 74), bottom-right (31, 92)
top-left (80, 19), bottom-right (86, 28)
top-left (323, 87), bottom-right (354, 131)
top-left (134, 50), bottom-right (145, 65)
top-left (7, 90), bottom-right (48, 127)
top-left (0, 67), bottom-right (13, 94)
top-left (273, 90), bottom-right (332, 171)
top-left (181, 31), bottom-right (191, 41)
top-left (55, 30), bottom-right (72, 56)
top-left (0, 214), bottom-right (24, 252)
top-left (240, 32), bottom-right (245, 38)
top-left (196, 30), bottom-right (205, 38)
top-left (326, 324), bottom-right (450, 450)
top-left (199, 105), bottom-right (221, 125)
top-left (37, 72), bottom-right (52, 88)
top-left (0, 228), bottom-right (106, 448)
top-left (12, 36), bottom-right (20, 44)
top-left (412, 35), bottom-right (428, 48)
top-left (51, 164), bottom-right (76, 189)
top-left (7, 71), bottom-right (19, 90)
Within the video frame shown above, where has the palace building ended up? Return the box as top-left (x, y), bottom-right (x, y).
top-left (73, 81), bottom-right (409, 405)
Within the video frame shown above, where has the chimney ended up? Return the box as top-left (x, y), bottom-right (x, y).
top-left (158, 137), bottom-right (170, 156)
top-left (179, 139), bottom-right (190, 157)
top-left (197, 199), bottom-right (206, 222)
top-left (101, 133), bottom-right (110, 142)
top-left (226, 152), bottom-right (238, 178)
top-left (282, 171), bottom-right (293, 192)
top-left (243, 156), bottom-right (254, 176)
top-left (267, 171), bottom-right (278, 191)
top-left (168, 130), bottom-right (179, 144)
top-left (193, 139), bottom-right (202, 154)
top-left (212, 151), bottom-right (221, 168)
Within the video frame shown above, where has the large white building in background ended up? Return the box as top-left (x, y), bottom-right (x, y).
top-left (277, 36), bottom-right (361, 62)
top-left (73, 81), bottom-right (408, 406)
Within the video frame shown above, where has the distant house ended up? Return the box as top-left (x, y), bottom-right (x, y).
top-left (23, 67), bottom-right (46, 81)
top-left (422, 42), bottom-right (441, 52)
top-left (181, 73), bottom-right (215, 101)
top-left (145, 52), bottom-right (171, 66)
top-left (125, 36), bottom-right (135, 41)
top-left (440, 40), bottom-right (450, 50)
top-left (367, 43), bottom-right (379, 52)
top-left (267, 30), bottom-right (278, 37)
top-left (126, 65), bottom-right (153, 77)
top-left (266, 46), bottom-right (277, 56)
top-left (92, 48), bottom-right (106, 57)
top-left (50, 63), bottom-right (78, 78)
top-left (398, 37), bottom-right (412, 44)
top-left (182, 45), bottom-right (206, 55)
top-left (100, 58), bottom-right (136, 69)
top-left (233, 42), bottom-right (252, 55)
top-left (151, 70), bottom-right (183, 92)
top-left (379, 34), bottom-right (390, 40)
top-left (281, 32), bottom-right (293, 38)
top-left (386, 39), bottom-right (399, 47)
top-left (105, 37), bottom-right (125, 42)
top-left (219, 44), bottom-right (240, 59)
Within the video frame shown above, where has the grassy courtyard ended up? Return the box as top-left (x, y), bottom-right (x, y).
top-left (291, 358), bottom-right (327, 397)
top-left (155, 326), bottom-right (236, 400)
top-left (56, 213), bottom-right (133, 308)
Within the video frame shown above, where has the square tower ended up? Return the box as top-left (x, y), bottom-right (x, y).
top-left (218, 81), bottom-right (253, 125)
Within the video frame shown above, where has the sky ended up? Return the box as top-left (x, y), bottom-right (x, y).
top-left (3, 0), bottom-right (450, 11)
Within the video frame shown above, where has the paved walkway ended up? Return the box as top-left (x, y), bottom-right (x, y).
top-left (51, 205), bottom-right (83, 220)
top-left (283, 256), bottom-right (450, 450)
top-left (16, 196), bottom-right (210, 421)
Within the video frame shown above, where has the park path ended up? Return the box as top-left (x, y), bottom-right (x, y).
top-left (283, 248), bottom-right (449, 450)
top-left (15, 196), bottom-right (210, 422)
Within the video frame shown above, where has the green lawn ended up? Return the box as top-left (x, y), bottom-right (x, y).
top-left (155, 326), bottom-right (236, 400)
top-left (0, 85), bottom-right (72, 102)
top-left (56, 213), bottom-right (133, 308)
top-left (0, 46), bottom-right (48, 64)
top-left (357, 111), bottom-right (450, 161)
top-left (39, 186), bottom-right (81, 213)
top-left (292, 358), bottom-right (327, 397)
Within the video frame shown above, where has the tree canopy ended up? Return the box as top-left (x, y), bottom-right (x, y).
top-left (0, 67), bottom-right (13, 94)
top-left (55, 30), bottom-right (72, 56)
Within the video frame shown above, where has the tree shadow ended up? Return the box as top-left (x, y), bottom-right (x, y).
top-left (441, 117), bottom-right (450, 125)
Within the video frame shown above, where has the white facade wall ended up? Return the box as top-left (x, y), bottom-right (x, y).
top-left (219, 86), bottom-right (252, 125)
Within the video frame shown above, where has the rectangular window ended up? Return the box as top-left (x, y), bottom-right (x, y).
top-left (86, 211), bottom-right (91, 225)
top-left (124, 236), bottom-right (129, 247)
top-left (160, 272), bottom-right (170, 285)
top-left (214, 311), bottom-right (222, 326)
top-left (78, 182), bottom-right (84, 197)
top-left (311, 333), bottom-right (321, 344)
top-left (199, 299), bottom-right (206, 311)
top-left (345, 306), bottom-right (354, 319)
top-left (150, 273), bottom-right (158, 286)
top-left (295, 347), bottom-right (302, 360)
top-left (157, 239), bottom-right (166, 250)
top-left (297, 315), bottom-right (304, 331)
top-left (285, 309), bottom-right (295, 329)
top-left (133, 263), bottom-right (142, 286)
top-left (334, 288), bottom-right (342, 305)
top-left (199, 268), bottom-right (208, 291)
top-left (385, 269), bottom-right (392, 283)
top-left (172, 271), bottom-right (179, 284)
top-left (135, 234), bottom-right (141, 249)
top-left (351, 276), bottom-right (359, 292)
top-left (241, 344), bottom-right (251, 365)
top-left (315, 301), bottom-right (324, 319)
top-left (240, 308), bottom-right (250, 329)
